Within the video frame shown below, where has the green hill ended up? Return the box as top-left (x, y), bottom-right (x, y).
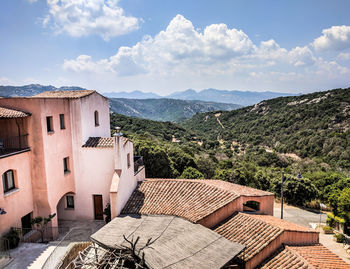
top-left (109, 98), bottom-right (240, 122)
top-left (183, 87), bottom-right (350, 170)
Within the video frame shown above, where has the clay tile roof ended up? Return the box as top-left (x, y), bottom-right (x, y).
top-left (214, 212), bottom-right (284, 261)
top-left (121, 179), bottom-right (239, 223)
top-left (0, 106), bottom-right (30, 118)
top-left (83, 137), bottom-right (114, 148)
top-left (261, 245), bottom-right (350, 269)
top-left (260, 246), bottom-right (310, 269)
top-left (201, 179), bottom-right (273, 196)
top-left (33, 90), bottom-right (95, 98)
top-left (288, 245), bottom-right (350, 269)
top-left (248, 214), bottom-right (315, 232)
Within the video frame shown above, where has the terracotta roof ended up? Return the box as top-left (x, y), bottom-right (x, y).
top-left (261, 245), bottom-right (350, 269)
top-left (0, 106), bottom-right (30, 118)
top-left (202, 179), bottom-right (273, 196)
top-left (146, 178), bottom-right (273, 197)
top-left (83, 137), bottom-right (114, 148)
top-left (214, 212), bottom-right (283, 261)
top-left (260, 246), bottom-right (310, 269)
top-left (33, 90), bottom-right (96, 98)
top-left (121, 179), bottom-right (239, 223)
top-left (249, 214), bottom-right (315, 232)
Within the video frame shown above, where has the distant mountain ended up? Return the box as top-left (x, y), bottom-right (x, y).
top-left (104, 90), bottom-right (161, 99)
top-left (109, 98), bottom-right (241, 122)
top-left (0, 84), bottom-right (86, 97)
top-left (167, 88), bottom-right (296, 106)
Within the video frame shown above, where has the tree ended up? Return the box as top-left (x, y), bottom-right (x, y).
top-left (31, 214), bottom-right (56, 243)
top-left (180, 167), bottom-right (204, 179)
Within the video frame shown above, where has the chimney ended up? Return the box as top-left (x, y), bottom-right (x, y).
top-left (114, 126), bottom-right (123, 171)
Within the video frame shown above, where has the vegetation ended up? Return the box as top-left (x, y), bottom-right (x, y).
top-left (109, 98), bottom-right (240, 122)
top-left (111, 87), bottom-right (350, 234)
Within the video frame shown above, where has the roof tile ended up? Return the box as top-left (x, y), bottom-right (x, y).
top-left (83, 137), bottom-right (114, 148)
top-left (121, 179), bottom-right (239, 223)
top-left (33, 90), bottom-right (95, 99)
top-left (214, 212), bottom-right (283, 261)
top-left (0, 106), bottom-right (30, 118)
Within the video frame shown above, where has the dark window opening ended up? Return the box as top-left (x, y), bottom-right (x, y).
top-left (59, 114), bottom-right (65, 130)
top-left (46, 116), bottom-right (54, 132)
top-left (2, 170), bottom-right (15, 193)
top-left (66, 196), bottom-right (74, 209)
top-left (94, 111), bottom-right (99, 126)
top-left (63, 157), bottom-right (70, 173)
top-left (127, 153), bottom-right (131, 168)
top-left (243, 201), bottom-right (260, 212)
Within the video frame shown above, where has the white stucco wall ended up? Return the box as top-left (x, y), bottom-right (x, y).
top-left (80, 93), bottom-right (110, 144)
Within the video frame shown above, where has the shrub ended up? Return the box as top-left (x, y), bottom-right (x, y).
top-left (322, 225), bottom-right (333, 234)
top-left (180, 167), bottom-right (204, 179)
top-left (333, 233), bottom-right (344, 243)
top-left (4, 228), bottom-right (20, 249)
top-left (326, 212), bottom-right (335, 227)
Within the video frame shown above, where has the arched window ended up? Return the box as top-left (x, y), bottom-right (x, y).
top-left (243, 201), bottom-right (260, 212)
top-left (94, 111), bottom-right (99, 126)
top-left (2, 170), bottom-right (15, 193)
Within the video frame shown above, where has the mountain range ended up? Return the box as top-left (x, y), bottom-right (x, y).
top-left (109, 98), bottom-right (240, 122)
top-left (104, 88), bottom-right (295, 106)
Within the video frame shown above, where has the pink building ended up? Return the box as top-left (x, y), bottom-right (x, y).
top-left (0, 90), bottom-right (145, 236)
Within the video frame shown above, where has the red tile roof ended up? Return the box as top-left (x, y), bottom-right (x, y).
top-left (249, 214), bottom-right (314, 232)
top-left (261, 245), bottom-right (350, 269)
top-left (83, 137), bottom-right (114, 148)
top-left (146, 178), bottom-right (273, 197)
top-left (214, 212), bottom-right (284, 261)
top-left (33, 90), bottom-right (96, 98)
top-left (0, 106), bottom-right (30, 118)
top-left (202, 179), bottom-right (273, 196)
top-left (121, 179), bottom-right (239, 223)
top-left (260, 246), bottom-right (310, 269)
top-left (289, 245), bottom-right (350, 269)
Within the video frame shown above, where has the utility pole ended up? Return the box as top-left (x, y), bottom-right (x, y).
top-left (281, 172), bottom-right (290, 219)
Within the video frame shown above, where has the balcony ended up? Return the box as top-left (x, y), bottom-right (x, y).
top-left (0, 135), bottom-right (30, 158)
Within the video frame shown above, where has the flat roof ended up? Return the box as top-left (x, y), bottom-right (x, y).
top-left (91, 214), bottom-right (245, 269)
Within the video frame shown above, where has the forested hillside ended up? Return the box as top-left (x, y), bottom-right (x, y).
top-left (111, 88), bottom-right (350, 233)
top-left (109, 98), bottom-right (240, 122)
top-left (184, 88), bottom-right (350, 170)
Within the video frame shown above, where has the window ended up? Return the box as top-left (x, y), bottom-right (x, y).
top-left (94, 111), bottom-right (99, 126)
top-left (127, 153), bottom-right (131, 168)
top-left (59, 114), bottom-right (65, 130)
top-left (66, 196), bottom-right (74, 209)
top-left (46, 116), bottom-right (54, 132)
top-left (2, 170), bottom-right (15, 193)
top-left (63, 157), bottom-right (70, 173)
top-left (243, 201), bottom-right (260, 212)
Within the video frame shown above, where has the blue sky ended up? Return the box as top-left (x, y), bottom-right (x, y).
top-left (1, 0), bottom-right (350, 95)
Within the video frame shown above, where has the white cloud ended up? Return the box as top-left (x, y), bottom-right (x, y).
top-left (0, 77), bottom-right (12, 85)
top-left (337, 52), bottom-right (350, 60)
top-left (44, 0), bottom-right (140, 41)
top-left (313, 25), bottom-right (350, 51)
top-left (62, 15), bottom-right (350, 93)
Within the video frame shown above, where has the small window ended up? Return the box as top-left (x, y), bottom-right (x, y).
top-left (59, 114), bottom-right (65, 130)
top-left (94, 111), bottom-right (99, 126)
top-left (46, 116), bottom-right (54, 132)
top-left (127, 153), bottom-right (131, 168)
top-left (2, 170), bottom-right (15, 193)
top-left (66, 196), bottom-right (74, 209)
top-left (63, 157), bottom-right (70, 173)
top-left (243, 201), bottom-right (260, 212)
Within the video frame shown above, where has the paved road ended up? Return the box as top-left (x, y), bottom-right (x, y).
top-left (274, 202), bottom-right (327, 228)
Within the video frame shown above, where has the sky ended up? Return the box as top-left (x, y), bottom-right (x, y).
top-left (1, 0), bottom-right (350, 95)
